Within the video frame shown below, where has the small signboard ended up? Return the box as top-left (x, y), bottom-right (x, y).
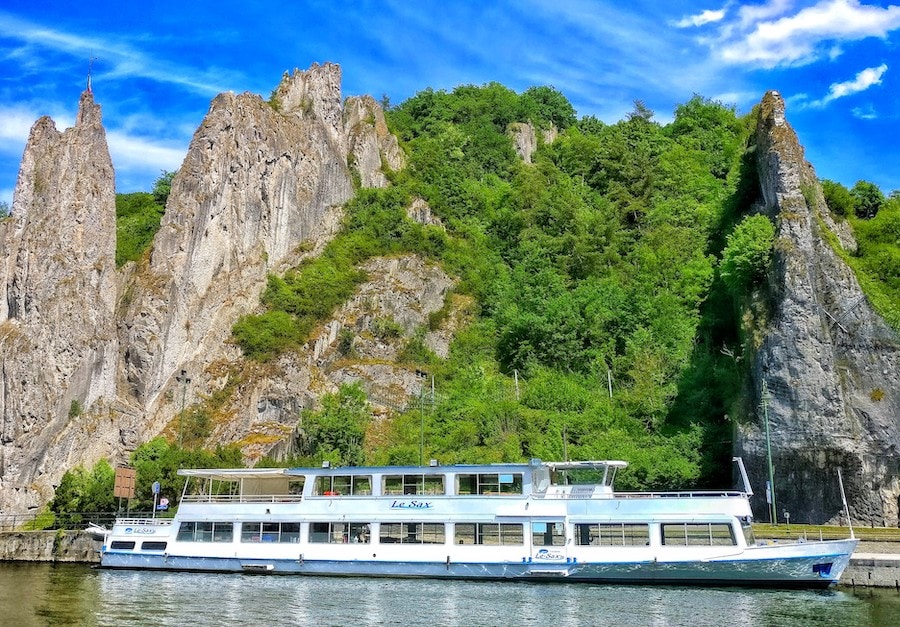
top-left (114, 467), bottom-right (136, 499)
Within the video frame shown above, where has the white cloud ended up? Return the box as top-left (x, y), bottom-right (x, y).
top-left (713, 0), bottom-right (900, 68)
top-left (106, 131), bottom-right (187, 174)
top-left (0, 12), bottom-right (234, 96)
top-left (0, 104), bottom-right (74, 152)
top-left (808, 63), bottom-right (888, 106)
top-left (675, 7), bottom-right (728, 28)
top-left (852, 104), bottom-right (878, 119)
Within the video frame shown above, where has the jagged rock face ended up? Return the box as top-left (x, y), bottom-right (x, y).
top-left (0, 63), bottom-right (409, 514)
top-left (508, 122), bottom-right (558, 164)
top-left (345, 95), bottom-right (405, 188)
top-left (205, 254), bottom-right (459, 463)
top-left (121, 63), bottom-right (407, 426)
top-left (0, 92), bottom-right (120, 512)
top-left (122, 67), bottom-right (354, 411)
top-left (737, 91), bottom-right (900, 525)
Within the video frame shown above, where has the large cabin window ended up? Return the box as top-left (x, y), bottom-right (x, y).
top-left (379, 522), bottom-right (445, 544)
top-left (176, 521), bottom-right (233, 543)
top-left (110, 540), bottom-right (136, 550)
top-left (241, 522), bottom-right (301, 543)
top-left (531, 522), bottom-right (566, 547)
top-left (456, 473), bottom-right (522, 495)
top-left (314, 475), bottom-right (372, 496)
top-left (574, 523), bottom-right (649, 546)
top-left (309, 522), bottom-right (370, 544)
top-left (383, 474), bottom-right (445, 495)
top-left (455, 523), bottom-right (523, 545)
top-left (140, 541), bottom-right (168, 551)
top-left (661, 523), bottom-right (736, 546)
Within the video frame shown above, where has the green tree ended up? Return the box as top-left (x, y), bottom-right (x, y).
top-left (822, 179), bottom-right (855, 217)
top-left (50, 459), bottom-right (116, 518)
top-left (297, 383), bottom-right (371, 466)
top-left (0, 200), bottom-right (9, 218)
top-left (719, 214), bottom-right (775, 293)
top-left (851, 180), bottom-right (884, 219)
top-left (519, 86), bottom-right (577, 130)
top-left (152, 170), bottom-right (176, 206)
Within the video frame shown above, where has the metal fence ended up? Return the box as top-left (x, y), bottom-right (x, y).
top-left (0, 511), bottom-right (159, 532)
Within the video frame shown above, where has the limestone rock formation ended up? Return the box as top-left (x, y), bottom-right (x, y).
top-left (0, 91), bottom-right (120, 513)
top-left (737, 91), bottom-right (900, 525)
top-left (508, 121), bottom-right (558, 164)
top-left (0, 63), bottom-right (410, 514)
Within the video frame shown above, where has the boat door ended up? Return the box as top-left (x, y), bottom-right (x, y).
top-left (529, 520), bottom-right (567, 563)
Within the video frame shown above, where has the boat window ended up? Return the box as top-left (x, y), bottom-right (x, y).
top-left (379, 522), bottom-right (446, 544)
top-left (176, 521), bottom-right (234, 543)
top-left (661, 523), bottom-right (736, 546)
top-left (241, 522), bottom-right (302, 543)
top-left (531, 522), bottom-right (566, 547)
top-left (140, 541), bottom-right (168, 551)
top-left (574, 523), bottom-right (649, 546)
top-left (456, 473), bottom-right (522, 495)
top-left (383, 474), bottom-right (445, 495)
top-left (742, 522), bottom-right (756, 546)
top-left (110, 540), bottom-right (136, 550)
top-left (309, 522), bottom-right (370, 544)
top-left (288, 479), bottom-right (305, 495)
top-left (455, 523), bottom-right (523, 545)
top-left (314, 475), bottom-right (372, 496)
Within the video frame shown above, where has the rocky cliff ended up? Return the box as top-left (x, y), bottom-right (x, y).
top-left (0, 64), bottom-right (411, 514)
top-left (737, 91), bottom-right (900, 525)
top-left (0, 91), bottom-right (121, 512)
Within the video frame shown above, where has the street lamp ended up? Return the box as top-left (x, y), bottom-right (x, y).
top-left (761, 380), bottom-right (777, 525)
top-left (176, 370), bottom-right (191, 448)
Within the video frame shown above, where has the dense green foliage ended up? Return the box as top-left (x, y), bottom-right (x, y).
top-left (49, 440), bottom-right (243, 515)
top-left (230, 87), bottom-right (763, 488)
top-left (100, 81), bottom-right (897, 495)
top-left (114, 171), bottom-right (173, 267)
top-left (115, 191), bottom-right (165, 267)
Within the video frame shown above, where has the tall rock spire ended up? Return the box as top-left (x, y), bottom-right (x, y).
top-left (0, 89), bottom-right (119, 513)
top-left (737, 91), bottom-right (900, 525)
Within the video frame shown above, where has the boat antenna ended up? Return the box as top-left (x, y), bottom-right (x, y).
top-left (836, 466), bottom-right (855, 539)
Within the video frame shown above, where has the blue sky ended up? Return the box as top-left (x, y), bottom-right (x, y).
top-left (1, 0), bottom-right (899, 207)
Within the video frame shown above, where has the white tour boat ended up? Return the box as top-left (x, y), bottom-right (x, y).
top-left (97, 458), bottom-right (857, 587)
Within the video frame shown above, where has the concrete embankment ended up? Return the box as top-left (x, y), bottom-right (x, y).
top-left (0, 530), bottom-right (100, 564)
top-left (840, 542), bottom-right (900, 590)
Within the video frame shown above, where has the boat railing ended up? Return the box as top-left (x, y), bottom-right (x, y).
top-left (617, 490), bottom-right (746, 499)
top-left (114, 518), bottom-right (174, 526)
top-left (179, 494), bottom-right (304, 504)
top-left (535, 488), bottom-right (746, 499)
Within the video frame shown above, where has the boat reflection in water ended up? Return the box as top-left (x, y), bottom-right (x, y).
top-left (98, 458), bottom-right (856, 587)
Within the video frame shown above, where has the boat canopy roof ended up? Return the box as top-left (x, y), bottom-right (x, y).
top-left (176, 460), bottom-right (628, 482)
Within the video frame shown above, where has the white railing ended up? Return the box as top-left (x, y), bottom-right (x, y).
top-left (179, 494), bottom-right (304, 504)
top-left (114, 518), bottom-right (174, 526)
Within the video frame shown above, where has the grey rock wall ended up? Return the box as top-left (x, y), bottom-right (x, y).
top-left (0, 91), bottom-right (121, 513)
top-left (737, 91), bottom-right (900, 526)
top-left (0, 64), bottom-right (410, 514)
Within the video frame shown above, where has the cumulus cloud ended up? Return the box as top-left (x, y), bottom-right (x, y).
top-left (809, 63), bottom-right (888, 106)
top-left (711, 0), bottom-right (900, 68)
top-left (675, 7), bottom-right (728, 28)
top-left (106, 131), bottom-right (186, 174)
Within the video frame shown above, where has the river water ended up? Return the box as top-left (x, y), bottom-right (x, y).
top-left (1, 562), bottom-right (898, 626)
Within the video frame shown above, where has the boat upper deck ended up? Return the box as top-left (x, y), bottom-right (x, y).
top-left (175, 460), bottom-right (747, 506)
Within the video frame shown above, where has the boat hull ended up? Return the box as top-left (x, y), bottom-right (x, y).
top-left (100, 539), bottom-right (855, 589)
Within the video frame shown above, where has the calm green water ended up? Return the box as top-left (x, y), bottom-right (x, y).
top-left (1, 562), bottom-right (899, 626)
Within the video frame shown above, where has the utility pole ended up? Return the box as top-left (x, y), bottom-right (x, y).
top-left (761, 381), bottom-right (777, 525)
top-left (176, 370), bottom-right (191, 448)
